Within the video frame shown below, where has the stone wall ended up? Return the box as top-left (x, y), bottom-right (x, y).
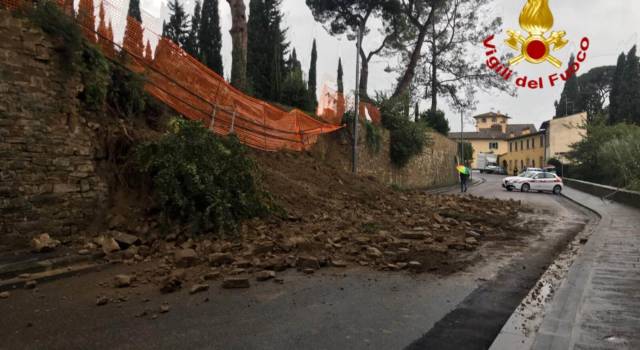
top-left (0, 11), bottom-right (108, 248)
top-left (315, 125), bottom-right (459, 189)
top-left (564, 178), bottom-right (640, 210)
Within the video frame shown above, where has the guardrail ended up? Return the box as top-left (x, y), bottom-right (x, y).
top-left (563, 178), bottom-right (640, 209)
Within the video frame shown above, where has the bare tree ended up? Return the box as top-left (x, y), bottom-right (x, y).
top-left (306, 0), bottom-right (400, 99)
top-left (392, 0), bottom-right (513, 110)
top-left (226, 0), bottom-right (248, 90)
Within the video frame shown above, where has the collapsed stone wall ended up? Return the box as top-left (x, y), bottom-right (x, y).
top-left (315, 126), bottom-right (459, 189)
top-left (0, 11), bottom-right (108, 249)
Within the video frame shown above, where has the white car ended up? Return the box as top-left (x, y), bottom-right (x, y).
top-left (503, 171), bottom-right (564, 195)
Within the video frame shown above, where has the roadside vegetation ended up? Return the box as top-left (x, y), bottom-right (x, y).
top-left (21, 2), bottom-right (274, 234)
top-left (567, 121), bottom-right (640, 191)
top-left (557, 45), bottom-right (640, 191)
top-left (136, 120), bottom-right (274, 234)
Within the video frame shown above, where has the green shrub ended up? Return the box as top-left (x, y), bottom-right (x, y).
top-left (136, 119), bottom-right (272, 234)
top-left (377, 94), bottom-right (431, 167)
top-left (420, 109), bottom-right (450, 136)
top-left (379, 95), bottom-right (410, 131)
top-left (390, 121), bottom-right (429, 168)
top-left (107, 59), bottom-right (147, 117)
top-left (79, 45), bottom-right (110, 111)
top-left (365, 121), bottom-right (382, 154)
top-left (24, 1), bottom-right (110, 110)
top-left (23, 1), bottom-right (83, 71)
top-left (568, 122), bottom-right (638, 187)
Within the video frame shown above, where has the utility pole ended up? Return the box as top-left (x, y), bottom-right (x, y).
top-left (352, 23), bottom-right (362, 174)
top-left (459, 110), bottom-right (464, 164)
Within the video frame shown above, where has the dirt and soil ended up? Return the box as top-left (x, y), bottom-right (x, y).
top-left (16, 137), bottom-right (541, 298)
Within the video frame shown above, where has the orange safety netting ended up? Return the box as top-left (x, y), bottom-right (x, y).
top-left (317, 83), bottom-right (381, 126)
top-left (2, 0), bottom-right (342, 152)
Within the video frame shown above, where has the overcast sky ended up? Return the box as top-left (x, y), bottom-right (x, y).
top-left (136, 0), bottom-right (639, 132)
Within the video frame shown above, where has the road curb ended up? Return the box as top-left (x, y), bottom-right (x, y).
top-left (0, 251), bottom-right (109, 292)
top-left (425, 177), bottom-right (486, 195)
top-left (560, 192), bottom-right (603, 219)
top-left (0, 261), bottom-right (110, 292)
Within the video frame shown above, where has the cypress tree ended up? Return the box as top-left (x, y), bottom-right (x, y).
top-left (308, 39), bottom-right (318, 111)
top-left (247, 0), bottom-right (269, 97)
top-left (199, 0), bottom-right (224, 75)
top-left (281, 48), bottom-right (310, 111)
top-left (144, 40), bottom-right (153, 62)
top-left (124, 0), bottom-right (144, 56)
top-left (609, 52), bottom-right (626, 124)
top-left (247, 0), bottom-right (288, 101)
top-left (63, 0), bottom-right (75, 16)
top-left (555, 55), bottom-right (581, 118)
top-left (77, 0), bottom-right (96, 43)
top-left (128, 0), bottom-right (142, 21)
top-left (184, 0), bottom-right (202, 58)
top-left (337, 58), bottom-right (344, 93)
top-left (163, 0), bottom-right (190, 48)
top-left (97, 1), bottom-right (110, 52)
top-left (620, 46), bottom-right (640, 124)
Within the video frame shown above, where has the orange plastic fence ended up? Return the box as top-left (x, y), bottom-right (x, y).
top-left (317, 84), bottom-right (381, 126)
top-left (2, 0), bottom-right (342, 151)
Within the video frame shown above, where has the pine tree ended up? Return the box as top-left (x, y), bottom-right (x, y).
top-left (308, 39), bottom-right (318, 111)
top-left (609, 52), bottom-right (626, 124)
top-left (184, 0), bottom-right (202, 58)
top-left (619, 46), bottom-right (640, 124)
top-left (199, 0), bottom-right (224, 75)
top-left (77, 0), bottom-right (96, 43)
top-left (555, 55), bottom-right (582, 118)
top-left (337, 58), bottom-right (344, 93)
top-left (163, 0), bottom-right (190, 48)
top-left (124, 0), bottom-right (144, 56)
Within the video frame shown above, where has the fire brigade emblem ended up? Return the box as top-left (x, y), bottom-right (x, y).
top-left (505, 0), bottom-right (568, 67)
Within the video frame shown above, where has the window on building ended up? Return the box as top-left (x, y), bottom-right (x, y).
top-left (492, 117), bottom-right (497, 123)
top-left (509, 142), bottom-right (513, 152)
top-left (489, 142), bottom-right (498, 150)
top-left (540, 135), bottom-right (544, 147)
top-left (532, 160), bottom-right (536, 167)
top-left (532, 138), bottom-right (535, 148)
top-left (520, 140), bottom-right (523, 150)
top-left (482, 118), bottom-right (487, 123)
top-left (526, 139), bottom-right (530, 149)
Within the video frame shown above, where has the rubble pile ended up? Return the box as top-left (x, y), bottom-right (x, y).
top-left (66, 192), bottom-right (530, 294)
top-left (22, 151), bottom-right (535, 295)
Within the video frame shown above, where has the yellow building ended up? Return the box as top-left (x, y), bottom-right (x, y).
top-left (547, 112), bottom-right (587, 162)
top-left (502, 131), bottom-right (547, 175)
top-left (449, 112), bottom-right (537, 169)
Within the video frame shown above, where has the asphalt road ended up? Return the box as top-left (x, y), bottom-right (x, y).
top-left (0, 175), bottom-right (594, 350)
